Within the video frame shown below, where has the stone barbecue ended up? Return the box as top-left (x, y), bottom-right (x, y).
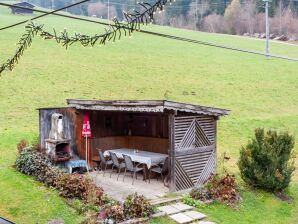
top-left (45, 113), bottom-right (71, 162)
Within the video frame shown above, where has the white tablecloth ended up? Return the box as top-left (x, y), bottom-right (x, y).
top-left (103, 148), bottom-right (168, 168)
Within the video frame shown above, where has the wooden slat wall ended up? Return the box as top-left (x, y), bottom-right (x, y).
top-left (85, 111), bottom-right (169, 138)
top-left (174, 115), bottom-right (215, 148)
top-left (174, 115), bottom-right (216, 191)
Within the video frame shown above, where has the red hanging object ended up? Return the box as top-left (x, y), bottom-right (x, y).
top-left (82, 113), bottom-right (92, 137)
top-left (82, 113), bottom-right (91, 172)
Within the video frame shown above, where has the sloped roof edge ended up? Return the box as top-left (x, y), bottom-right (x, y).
top-left (66, 99), bottom-right (229, 116)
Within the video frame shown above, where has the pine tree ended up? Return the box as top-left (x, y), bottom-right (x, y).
top-left (238, 129), bottom-right (295, 192)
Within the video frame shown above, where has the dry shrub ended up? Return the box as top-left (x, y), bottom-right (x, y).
top-left (189, 173), bottom-right (239, 207)
top-left (97, 193), bottom-right (152, 223)
top-left (55, 173), bottom-right (104, 206)
top-left (41, 166), bottom-right (63, 187)
top-left (102, 204), bottom-right (125, 223)
top-left (206, 173), bottom-right (239, 207)
top-left (123, 193), bottom-right (154, 219)
top-left (17, 139), bottom-right (29, 153)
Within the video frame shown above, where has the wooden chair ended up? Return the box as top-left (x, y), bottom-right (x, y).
top-left (110, 152), bottom-right (125, 180)
top-left (122, 154), bottom-right (144, 185)
top-left (98, 149), bottom-right (113, 176)
top-left (149, 157), bottom-right (169, 186)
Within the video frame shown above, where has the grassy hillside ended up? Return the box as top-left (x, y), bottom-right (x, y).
top-left (0, 5), bottom-right (297, 224)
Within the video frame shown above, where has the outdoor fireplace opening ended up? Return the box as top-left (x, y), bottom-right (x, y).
top-left (55, 142), bottom-right (71, 161)
top-left (45, 113), bottom-right (72, 163)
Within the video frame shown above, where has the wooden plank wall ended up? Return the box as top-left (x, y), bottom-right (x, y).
top-left (85, 111), bottom-right (169, 138)
top-left (174, 115), bottom-right (217, 191)
top-left (90, 136), bottom-right (169, 160)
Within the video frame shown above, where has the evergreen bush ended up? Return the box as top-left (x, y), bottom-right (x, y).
top-left (238, 128), bottom-right (295, 191)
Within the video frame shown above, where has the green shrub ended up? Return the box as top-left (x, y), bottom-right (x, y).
top-left (15, 144), bottom-right (104, 206)
top-left (70, 199), bottom-right (100, 215)
top-left (15, 147), bottom-right (53, 177)
top-left (238, 128), bottom-right (295, 192)
top-left (189, 187), bottom-right (212, 201)
top-left (123, 193), bottom-right (153, 219)
top-left (183, 195), bottom-right (204, 208)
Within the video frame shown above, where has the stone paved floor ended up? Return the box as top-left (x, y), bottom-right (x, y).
top-left (158, 202), bottom-right (214, 224)
top-left (89, 170), bottom-right (169, 202)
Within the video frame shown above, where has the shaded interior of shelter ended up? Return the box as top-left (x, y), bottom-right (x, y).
top-left (82, 110), bottom-right (171, 193)
top-left (86, 110), bottom-right (169, 157)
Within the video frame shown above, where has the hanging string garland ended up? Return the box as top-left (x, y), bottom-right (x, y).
top-left (0, 0), bottom-right (175, 74)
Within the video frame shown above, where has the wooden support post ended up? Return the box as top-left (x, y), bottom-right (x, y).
top-left (168, 112), bottom-right (176, 192)
top-left (214, 117), bottom-right (218, 172)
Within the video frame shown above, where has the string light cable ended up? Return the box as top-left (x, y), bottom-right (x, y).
top-left (0, 0), bottom-right (297, 74)
top-left (0, 0), bottom-right (176, 74)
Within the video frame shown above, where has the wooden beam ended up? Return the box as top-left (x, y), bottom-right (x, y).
top-left (168, 112), bottom-right (176, 192)
top-left (214, 119), bottom-right (218, 171)
top-left (175, 145), bottom-right (214, 156)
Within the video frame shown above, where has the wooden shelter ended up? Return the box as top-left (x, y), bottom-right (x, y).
top-left (10, 2), bottom-right (35, 14)
top-left (39, 100), bottom-right (229, 191)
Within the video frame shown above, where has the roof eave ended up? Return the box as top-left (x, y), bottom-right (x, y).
top-left (164, 101), bottom-right (229, 116)
top-left (66, 99), bottom-right (229, 117)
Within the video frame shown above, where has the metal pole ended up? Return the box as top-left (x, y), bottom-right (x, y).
top-left (195, 0), bottom-right (198, 31)
top-left (279, 0), bottom-right (282, 34)
top-left (108, 0), bottom-right (110, 22)
top-left (86, 136), bottom-right (89, 173)
top-left (264, 0), bottom-right (269, 58)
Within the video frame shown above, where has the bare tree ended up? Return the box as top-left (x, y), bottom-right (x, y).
top-left (283, 7), bottom-right (298, 40)
top-left (241, 0), bottom-right (256, 35)
top-left (87, 2), bottom-right (117, 19)
top-left (203, 13), bottom-right (225, 33)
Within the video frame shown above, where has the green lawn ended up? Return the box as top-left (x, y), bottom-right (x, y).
top-left (0, 5), bottom-right (297, 224)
